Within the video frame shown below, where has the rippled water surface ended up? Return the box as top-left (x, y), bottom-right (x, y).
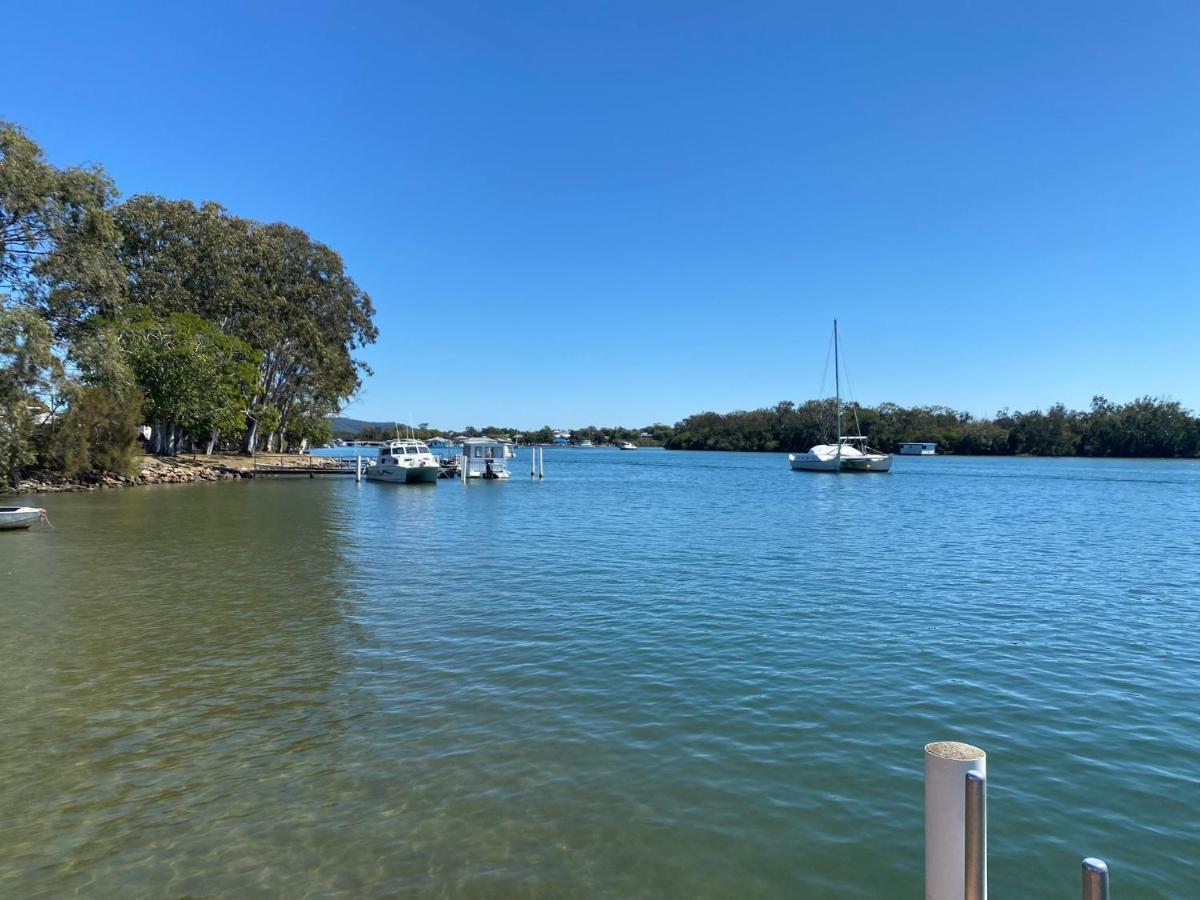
top-left (2, 450), bottom-right (1198, 897)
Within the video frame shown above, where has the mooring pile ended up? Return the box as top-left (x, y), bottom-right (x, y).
top-left (925, 741), bottom-right (1110, 899)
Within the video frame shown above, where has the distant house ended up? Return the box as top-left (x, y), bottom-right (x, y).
top-left (552, 436), bottom-right (569, 444)
top-left (899, 442), bottom-right (937, 455)
top-left (428, 436), bottom-right (454, 447)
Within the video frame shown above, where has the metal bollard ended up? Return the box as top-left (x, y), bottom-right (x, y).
top-left (1082, 858), bottom-right (1109, 900)
top-left (964, 771), bottom-right (986, 900)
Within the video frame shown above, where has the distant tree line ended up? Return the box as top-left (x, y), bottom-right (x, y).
top-left (665, 397), bottom-right (1200, 457)
top-left (335, 399), bottom-right (1199, 458)
top-left (337, 422), bottom-right (674, 447)
top-left (1, 120), bottom-right (376, 487)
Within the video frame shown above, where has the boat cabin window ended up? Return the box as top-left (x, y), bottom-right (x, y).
top-left (405, 446), bottom-right (420, 455)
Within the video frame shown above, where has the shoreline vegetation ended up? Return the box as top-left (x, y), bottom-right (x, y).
top-left (661, 397), bottom-right (1200, 457)
top-left (337, 395), bottom-right (1200, 460)
top-left (1, 120), bottom-right (376, 492)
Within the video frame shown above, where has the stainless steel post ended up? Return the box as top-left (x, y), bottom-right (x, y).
top-left (1082, 858), bottom-right (1109, 900)
top-left (964, 771), bottom-right (986, 900)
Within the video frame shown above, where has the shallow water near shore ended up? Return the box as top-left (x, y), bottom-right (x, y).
top-left (2, 449), bottom-right (1198, 897)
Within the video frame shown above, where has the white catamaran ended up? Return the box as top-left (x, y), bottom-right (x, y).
top-left (789, 320), bottom-right (893, 473)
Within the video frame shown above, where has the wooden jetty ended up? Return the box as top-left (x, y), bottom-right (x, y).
top-left (248, 455), bottom-right (460, 479)
top-left (250, 465), bottom-right (358, 477)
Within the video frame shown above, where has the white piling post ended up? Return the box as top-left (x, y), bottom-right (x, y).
top-left (925, 741), bottom-right (986, 900)
top-left (539, 447), bottom-right (544, 479)
top-left (1082, 859), bottom-right (1109, 900)
top-left (460, 451), bottom-right (467, 482)
top-left (531, 445), bottom-right (536, 478)
top-left (355, 454), bottom-right (361, 483)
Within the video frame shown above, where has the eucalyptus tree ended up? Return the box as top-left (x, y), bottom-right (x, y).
top-left (238, 222), bottom-right (376, 452)
top-left (0, 120), bottom-right (124, 327)
top-left (109, 198), bottom-right (376, 452)
top-left (124, 312), bottom-right (260, 456)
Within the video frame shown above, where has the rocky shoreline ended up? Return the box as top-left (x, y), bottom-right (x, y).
top-left (4, 456), bottom-right (255, 495)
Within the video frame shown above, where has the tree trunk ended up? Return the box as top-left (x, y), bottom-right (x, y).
top-left (205, 429), bottom-right (217, 455)
top-left (241, 416), bottom-right (259, 454)
top-left (149, 418), bottom-right (166, 455)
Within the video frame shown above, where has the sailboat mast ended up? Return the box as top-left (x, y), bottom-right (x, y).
top-left (834, 319), bottom-right (842, 455)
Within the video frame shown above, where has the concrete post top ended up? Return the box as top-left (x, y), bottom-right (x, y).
top-left (925, 741), bottom-right (986, 761)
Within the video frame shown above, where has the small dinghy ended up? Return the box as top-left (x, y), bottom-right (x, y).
top-left (0, 507), bottom-right (47, 531)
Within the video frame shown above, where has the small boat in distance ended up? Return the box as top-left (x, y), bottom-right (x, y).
top-left (365, 440), bottom-right (440, 484)
top-left (619, 441), bottom-right (637, 451)
top-left (789, 320), bottom-right (892, 473)
top-left (0, 507), bottom-right (47, 530)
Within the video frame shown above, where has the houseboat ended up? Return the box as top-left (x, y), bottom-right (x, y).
top-left (899, 442), bottom-right (938, 455)
top-left (459, 438), bottom-right (515, 479)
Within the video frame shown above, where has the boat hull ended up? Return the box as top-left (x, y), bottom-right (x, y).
top-left (0, 507), bottom-right (43, 530)
top-left (840, 454), bottom-right (893, 473)
top-left (789, 453), bottom-right (840, 472)
top-left (366, 465), bottom-right (439, 484)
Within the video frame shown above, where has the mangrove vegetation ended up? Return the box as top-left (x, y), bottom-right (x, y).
top-left (665, 397), bottom-right (1200, 457)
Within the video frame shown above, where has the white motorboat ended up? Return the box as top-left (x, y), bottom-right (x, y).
top-left (365, 440), bottom-right (440, 484)
top-left (0, 507), bottom-right (46, 530)
top-left (788, 320), bottom-right (892, 474)
top-left (619, 441), bottom-right (637, 451)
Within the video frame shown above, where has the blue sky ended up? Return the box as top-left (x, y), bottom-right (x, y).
top-left (7, 1), bottom-right (1198, 428)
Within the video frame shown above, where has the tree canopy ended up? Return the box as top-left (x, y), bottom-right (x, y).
top-left (0, 118), bottom-right (379, 487)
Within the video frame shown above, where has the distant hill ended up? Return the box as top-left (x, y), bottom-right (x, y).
top-left (331, 417), bottom-right (395, 436)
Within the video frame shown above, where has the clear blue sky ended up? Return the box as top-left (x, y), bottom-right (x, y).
top-left (8, 1), bottom-right (1198, 429)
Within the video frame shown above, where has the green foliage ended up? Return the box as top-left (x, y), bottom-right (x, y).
top-left (0, 307), bottom-right (61, 486)
top-left (284, 409), bottom-right (333, 449)
top-left (124, 311), bottom-right (260, 441)
top-left (109, 196), bottom-right (377, 451)
top-left (0, 120), bottom-right (123, 324)
top-left (49, 384), bottom-right (143, 476)
top-left (2, 119), bottom-right (379, 480)
top-left (664, 397), bottom-right (1200, 457)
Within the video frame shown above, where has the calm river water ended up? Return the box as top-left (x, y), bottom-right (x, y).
top-left (2, 450), bottom-right (1197, 897)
